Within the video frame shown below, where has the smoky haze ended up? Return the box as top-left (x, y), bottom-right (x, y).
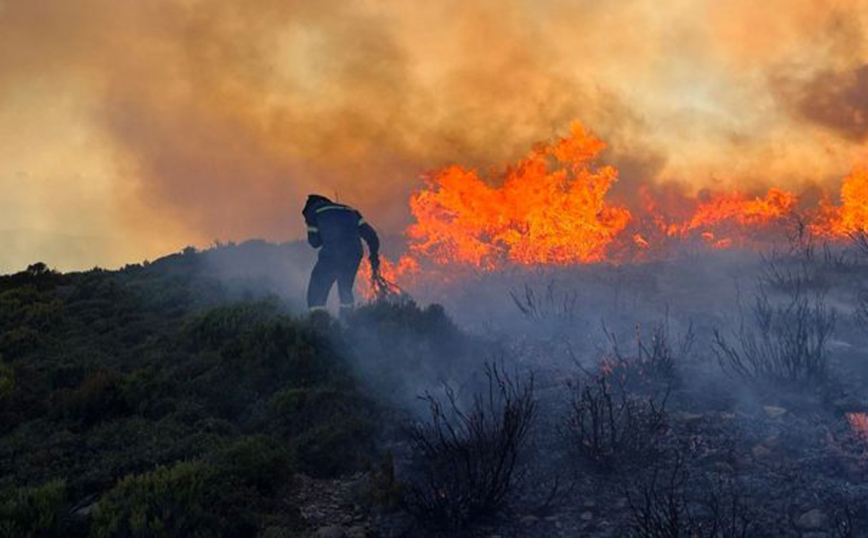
top-left (1, 0), bottom-right (868, 272)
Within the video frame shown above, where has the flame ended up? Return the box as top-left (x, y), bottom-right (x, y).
top-left (847, 412), bottom-right (868, 444)
top-left (356, 255), bottom-right (420, 300)
top-left (408, 122), bottom-right (630, 268)
top-left (352, 121), bottom-right (868, 300)
top-left (812, 167), bottom-right (868, 237)
top-left (682, 188), bottom-right (796, 233)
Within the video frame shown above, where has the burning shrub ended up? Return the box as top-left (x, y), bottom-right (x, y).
top-left (568, 374), bottom-right (669, 473)
top-left (626, 457), bottom-right (754, 538)
top-left (403, 364), bottom-right (536, 530)
top-left (713, 286), bottom-right (836, 388)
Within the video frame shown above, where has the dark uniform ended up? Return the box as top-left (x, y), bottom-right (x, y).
top-left (302, 195), bottom-right (380, 313)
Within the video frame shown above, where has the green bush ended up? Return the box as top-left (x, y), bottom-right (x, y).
top-left (209, 435), bottom-right (292, 495)
top-left (0, 361), bottom-right (13, 404)
top-left (291, 415), bottom-right (376, 478)
top-left (57, 370), bottom-right (129, 427)
top-left (0, 479), bottom-right (73, 538)
top-left (90, 460), bottom-right (222, 538)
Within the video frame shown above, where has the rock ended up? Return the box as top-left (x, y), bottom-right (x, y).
top-left (345, 526), bottom-right (367, 538)
top-left (583, 499), bottom-right (597, 508)
top-left (751, 444), bottom-right (772, 459)
top-left (712, 462), bottom-right (734, 474)
top-left (763, 405), bottom-right (787, 419)
top-left (796, 508), bottom-right (829, 530)
top-left (316, 526), bottom-right (345, 538)
top-left (521, 515), bottom-right (539, 525)
top-left (581, 511), bottom-right (594, 521)
top-left (801, 533), bottom-right (828, 538)
top-left (674, 412), bottom-right (703, 423)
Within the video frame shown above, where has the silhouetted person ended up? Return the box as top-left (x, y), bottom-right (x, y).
top-left (302, 194), bottom-right (380, 315)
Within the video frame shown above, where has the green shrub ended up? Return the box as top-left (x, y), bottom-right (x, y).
top-left (209, 435), bottom-right (292, 495)
top-left (0, 479), bottom-right (73, 537)
top-left (90, 460), bottom-right (223, 538)
top-left (0, 361), bottom-right (13, 405)
top-left (60, 370), bottom-right (128, 426)
top-left (291, 415), bottom-right (375, 478)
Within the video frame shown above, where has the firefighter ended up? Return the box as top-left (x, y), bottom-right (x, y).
top-left (302, 194), bottom-right (380, 315)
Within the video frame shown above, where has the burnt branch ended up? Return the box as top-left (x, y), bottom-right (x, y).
top-left (567, 374), bottom-right (669, 474)
top-left (627, 456), bottom-right (754, 538)
top-left (403, 364), bottom-right (537, 530)
top-left (713, 285), bottom-right (836, 388)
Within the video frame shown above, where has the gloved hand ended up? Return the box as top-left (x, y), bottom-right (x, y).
top-left (370, 254), bottom-right (380, 276)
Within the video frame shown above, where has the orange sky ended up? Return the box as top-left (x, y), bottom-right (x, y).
top-left (1, 0), bottom-right (867, 272)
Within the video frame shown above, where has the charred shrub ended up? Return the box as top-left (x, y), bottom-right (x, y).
top-left (627, 458), bottom-right (754, 538)
top-left (599, 319), bottom-right (694, 390)
top-left (713, 286), bottom-right (836, 388)
top-left (568, 375), bottom-right (669, 473)
top-left (404, 364), bottom-right (536, 530)
top-left (510, 280), bottom-right (580, 323)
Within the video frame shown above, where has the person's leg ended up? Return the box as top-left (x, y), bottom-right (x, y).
top-left (307, 256), bottom-right (337, 311)
top-left (336, 254), bottom-right (363, 317)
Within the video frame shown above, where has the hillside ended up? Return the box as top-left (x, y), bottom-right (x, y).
top-left (0, 245), bottom-right (471, 536)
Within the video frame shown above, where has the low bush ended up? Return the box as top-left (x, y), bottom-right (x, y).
top-left (626, 458), bottom-right (754, 538)
top-left (568, 374), bottom-right (669, 473)
top-left (0, 479), bottom-right (76, 538)
top-left (403, 364), bottom-right (536, 530)
top-left (713, 286), bottom-right (836, 388)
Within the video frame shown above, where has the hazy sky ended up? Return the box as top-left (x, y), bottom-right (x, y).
top-left (1, 0), bottom-right (867, 272)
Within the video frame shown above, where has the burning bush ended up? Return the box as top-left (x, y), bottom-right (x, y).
top-left (568, 374), bottom-right (669, 473)
top-left (713, 286), bottom-right (836, 389)
top-left (403, 364), bottom-right (536, 530)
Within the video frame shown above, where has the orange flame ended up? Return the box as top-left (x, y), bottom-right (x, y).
top-left (356, 255), bottom-right (420, 300)
top-left (812, 167), bottom-right (868, 237)
top-left (352, 121), bottom-right (868, 298)
top-left (408, 122), bottom-right (630, 268)
top-left (847, 412), bottom-right (868, 444)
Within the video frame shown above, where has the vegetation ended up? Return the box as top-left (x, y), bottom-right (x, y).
top-left (403, 365), bottom-right (537, 530)
top-left (0, 255), bottom-right (387, 535)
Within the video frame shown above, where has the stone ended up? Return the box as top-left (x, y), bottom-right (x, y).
top-left (345, 526), bottom-right (367, 538)
top-left (796, 508), bottom-right (829, 530)
top-left (316, 526), bottom-right (345, 538)
top-left (751, 444), bottom-right (772, 459)
top-left (581, 511), bottom-right (594, 521)
top-left (521, 515), bottom-right (540, 525)
top-left (763, 405), bottom-right (787, 419)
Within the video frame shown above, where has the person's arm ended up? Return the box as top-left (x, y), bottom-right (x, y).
top-left (357, 213), bottom-right (380, 270)
top-left (305, 213), bottom-right (322, 248)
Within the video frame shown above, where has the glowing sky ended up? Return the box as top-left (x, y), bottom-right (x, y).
top-left (1, 0), bottom-right (867, 272)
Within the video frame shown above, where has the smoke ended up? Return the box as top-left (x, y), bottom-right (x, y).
top-left (2, 0), bottom-right (868, 270)
top-left (776, 64), bottom-right (868, 142)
